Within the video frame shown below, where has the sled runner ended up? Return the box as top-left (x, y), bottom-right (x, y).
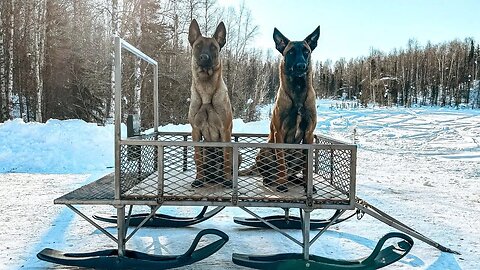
top-left (37, 229), bottom-right (228, 270)
top-left (93, 208), bottom-right (355, 230)
top-left (233, 232), bottom-right (413, 270)
top-left (37, 37), bottom-right (458, 270)
top-left (93, 206), bottom-right (224, 227)
top-left (233, 209), bottom-right (356, 229)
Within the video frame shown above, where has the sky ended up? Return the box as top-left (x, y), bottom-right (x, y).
top-left (218, 0), bottom-right (480, 62)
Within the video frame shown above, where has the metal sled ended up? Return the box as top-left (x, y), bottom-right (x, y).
top-left (37, 37), bottom-right (458, 270)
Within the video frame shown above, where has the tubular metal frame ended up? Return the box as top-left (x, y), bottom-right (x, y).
top-left (113, 36), bottom-right (159, 256)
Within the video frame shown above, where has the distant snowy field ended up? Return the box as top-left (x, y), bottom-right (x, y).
top-left (0, 100), bottom-right (479, 269)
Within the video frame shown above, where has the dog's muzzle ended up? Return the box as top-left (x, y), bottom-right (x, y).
top-left (198, 54), bottom-right (213, 67)
top-left (291, 63), bottom-right (308, 77)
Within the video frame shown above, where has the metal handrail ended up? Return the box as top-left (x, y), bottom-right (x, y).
top-left (120, 39), bottom-right (158, 65)
top-left (114, 36), bottom-right (159, 200)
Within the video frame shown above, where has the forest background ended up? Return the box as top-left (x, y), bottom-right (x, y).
top-left (0, 0), bottom-right (479, 128)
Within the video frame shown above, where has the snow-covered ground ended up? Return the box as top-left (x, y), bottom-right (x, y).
top-left (0, 100), bottom-right (479, 270)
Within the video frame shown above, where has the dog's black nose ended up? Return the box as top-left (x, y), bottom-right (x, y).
top-left (295, 63), bottom-right (307, 71)
top-left (200, 54), bottom-right (210, 62)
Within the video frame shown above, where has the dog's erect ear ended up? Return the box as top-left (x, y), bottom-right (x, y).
top-left (188, 19), bottom-right (202, 46)
top-left (273, 28), bottom-right (290, 54)
top-left (304, 26), bottom-right (320, 51)
top-left (213, 22), bottom-right (227, 49)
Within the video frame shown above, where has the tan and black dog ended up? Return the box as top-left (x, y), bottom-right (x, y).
top-left (256, 26), bottom-right (320, 193)
top-left (188, 19), bottom-right (233, 188)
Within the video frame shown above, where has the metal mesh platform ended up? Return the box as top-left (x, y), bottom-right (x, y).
top-left (55, 173), bottom-right (117, 205)
top-left (122, 171), bottom-right (348, 206)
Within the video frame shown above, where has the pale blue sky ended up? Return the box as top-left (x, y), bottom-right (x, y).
top-left (219, 0), bottom-right (480, 62)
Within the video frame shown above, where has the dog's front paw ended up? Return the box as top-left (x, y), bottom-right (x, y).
top-left (276, 184), bottom-right (288, 193)
top-left (263, 178), bottom-right (275, 187)
top-left (221, 179), bottom-right (233, 188)
top-left (191, 179), bottom-right (205, 188)
top-left (303, 184), bottom-right (317, 194)
top-left (288, 174), bottom-right (304, 185)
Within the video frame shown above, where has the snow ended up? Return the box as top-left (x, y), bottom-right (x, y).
top-left (0, 119), bottom-right (127, 173)
top-left (1, 99), bottom-right (479, 269)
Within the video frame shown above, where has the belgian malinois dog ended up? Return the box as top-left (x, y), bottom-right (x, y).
top-left (256, 26), bottom-right (320, 193)
top-left (188, 19), bottom-right (233, 188)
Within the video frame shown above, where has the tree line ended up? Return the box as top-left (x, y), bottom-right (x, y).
top-left (316, 38), bottom-right (480, 108)
top-left (1, 0), bottom-right (479, 128)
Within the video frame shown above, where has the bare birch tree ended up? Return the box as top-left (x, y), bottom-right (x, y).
top-left (106, 0), bottom-right (119, 123)
top-left (133, 0), bottom-right (142, 119)
top-left (6, 0), bottom-right (14, 120)
top-left (33, 0), bottom-right (47, 122)
top-left (0, 4), bottom-right (5, 121)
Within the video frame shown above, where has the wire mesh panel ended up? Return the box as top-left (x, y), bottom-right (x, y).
top-left (237, 145), bottom-right (309, 204)
top-left (157, 133), bottom-right (192, 172)
top-left (162, 145), bottom-right (234, 202)
top-left (118, 132), bottom-right (356, 208)
top-left (120, 134), bottom-right (157, 199)
top-left (233, 134), bottom-right (268, 172)
top-left (312, 148), bottom-right (352, 205)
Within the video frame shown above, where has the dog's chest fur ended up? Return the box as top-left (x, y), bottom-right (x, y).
top-left (278, 77), bottom-right (316, 144)
top-left (188, 74), bottom-right (231, 142)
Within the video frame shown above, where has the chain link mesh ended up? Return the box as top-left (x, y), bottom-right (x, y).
top-left (120, 134), bottom-right (157, 199)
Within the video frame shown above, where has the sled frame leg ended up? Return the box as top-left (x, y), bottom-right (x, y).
top-left (66, 204), bottom-right (118, 244)
top-left (65, 203), bottom-right (161, 249)
top-left (355, 199), bottom-right (460, 254)
top-left (239, 207), bottom-right (347, 256)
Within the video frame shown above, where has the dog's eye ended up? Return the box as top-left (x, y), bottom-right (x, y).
top-left (288, 50), bottom-right (294, 55)
top-left (303, 49), bottom-right (310, 57)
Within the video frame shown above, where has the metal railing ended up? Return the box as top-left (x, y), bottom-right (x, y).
top-left (118, 133), bottom-right (357, 209)
top-left (114, 36), bottom-right (159, 200)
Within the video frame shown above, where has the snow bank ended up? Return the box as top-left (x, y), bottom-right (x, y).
top-left (0, 119), bottom-right (122, 173)
top-left (1, 99), bottom-right (479, 173)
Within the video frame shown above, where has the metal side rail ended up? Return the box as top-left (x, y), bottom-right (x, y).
top-left (93, 206), bottom-right (225, 227)
top-left (355, 198), bottom-right (460, 255)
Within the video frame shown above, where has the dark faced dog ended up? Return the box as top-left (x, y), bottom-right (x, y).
top-left (256, 26), bottom-right (320, 192)
top-left (188, 19), bottom-right (233, 188)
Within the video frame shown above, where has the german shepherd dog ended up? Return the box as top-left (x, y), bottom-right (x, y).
top-left (256, 26), bottom-right (320, 193)
top-left (188, 19), bottom-right (233, 188)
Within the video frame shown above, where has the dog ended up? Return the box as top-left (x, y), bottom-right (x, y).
top-left (255, 26), bottom-right (320, 193)
top-left (187, 19), bottom-right (233, 188)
